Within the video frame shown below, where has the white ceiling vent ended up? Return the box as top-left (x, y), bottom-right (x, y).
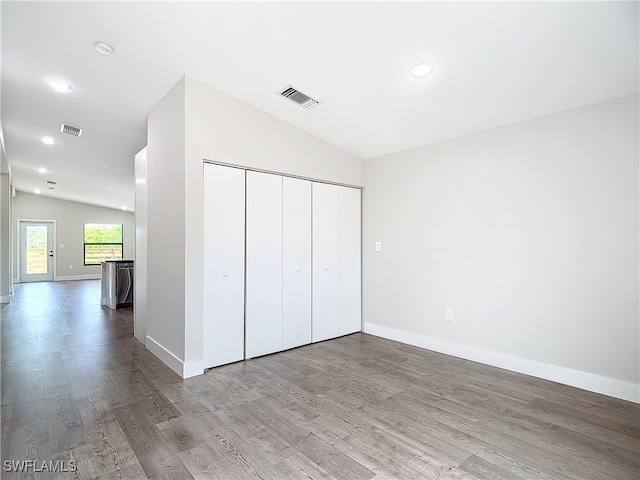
top-left (278, 85), bottom-right (321, 110)
top-left (61, 123), bottom-right (83, 137)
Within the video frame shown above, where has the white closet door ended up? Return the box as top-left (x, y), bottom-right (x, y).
top-left (203, 164), bottom-right (245, 369)
top-left (339, 186), bottom-right (362, 335)
top-left (246, 171), bottom-right (283, 358)
top-left (312, 182), bottom-right (340, 342)
top-left (282, 177), bottom-right (312, 350)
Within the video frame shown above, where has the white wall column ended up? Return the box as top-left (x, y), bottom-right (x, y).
top-left (0, 172), bottom-right (12, 303)
top-left (134, 146), bottom-right (148, 343)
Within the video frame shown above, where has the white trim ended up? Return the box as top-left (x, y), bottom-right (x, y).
top-left (183, 359), bottom-right (205, 379)
top-left (203, 159), bottom-right (363, 190)
top-left (364, 322), bottom-right (640, 404)
top-left (146, 335), bottom-right (183, 376)
top-left (55, 274), bottom-right (101, 281)
top-left (145, 335), bottom-right (204, 379)
top-left (0, 295), bottom-right (10, 304)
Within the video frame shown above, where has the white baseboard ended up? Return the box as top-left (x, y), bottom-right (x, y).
top-left (183, 359), bottom-right (205, 379)
top-left (145, 335), bottom-right (204, 379)
top-left (13, 275), bottom-right (99, 283)
top-left (146, 336), bottom-right (183, 376)
top-left (364, 322), bottom-right (640, 404)
top-left (55, 274), bottom-right (101, 281)
top-left (0, 294), bottom-right (11, 304)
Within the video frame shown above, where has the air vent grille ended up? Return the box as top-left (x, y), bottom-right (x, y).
top-left (278, 85), bottom-right (321, 110)
top-left (61, 123), bottom-right (83, 137)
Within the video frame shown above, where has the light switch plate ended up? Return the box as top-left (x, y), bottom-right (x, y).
top-left (375, 242), bottom-right (382, 252)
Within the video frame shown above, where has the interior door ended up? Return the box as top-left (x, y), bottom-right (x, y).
top-left (203, 163), bottom-right (246, 369)
top-left (312, 182), bottom-right (340, 342)
top-left (20, 221), bottom-right (54, 282)
top-left (246, 171), bottom-right (283, 358)
top-left (338, 186), bottom-right (362, 335)
top-left (282, 177), bottom-right (312, 350)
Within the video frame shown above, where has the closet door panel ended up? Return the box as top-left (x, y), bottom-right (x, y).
top-left (246, 171), bottom-right (283, 358)
top-left (203, 164), bottom-right (245, 369)
top-left (339, 186), bottom-right (362, 335)
top-left (282, 177), bottom-right (312, 350)
top-left (312, 182), bottom-right (339, 342)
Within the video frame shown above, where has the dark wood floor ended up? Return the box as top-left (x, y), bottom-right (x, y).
top-left (1, 280), bottom-right (638, 479)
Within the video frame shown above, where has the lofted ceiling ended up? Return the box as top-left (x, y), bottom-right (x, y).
top-left (1, 1), bottom-right (638, 211)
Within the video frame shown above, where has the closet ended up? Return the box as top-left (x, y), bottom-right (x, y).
top-left (312, 183), bottom-right (362, 341)
top-left (202, 162), bottom-right (361, 368)
top-left (246, 172), bottom-right (313, 357)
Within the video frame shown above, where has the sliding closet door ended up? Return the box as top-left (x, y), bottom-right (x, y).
top-left (339, 186), bottom-right (362, 335)
top-left (312, 182), bottom-right (340, 342)
top-left (203, 163), bottom-right (245, 369)
top-left (282, 177), bottom-right (312, 350)
top-left (246, 171), bottom-right (283, 358)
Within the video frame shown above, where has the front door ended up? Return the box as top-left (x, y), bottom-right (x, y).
top-left (20, 221), bottom-right (54, 282)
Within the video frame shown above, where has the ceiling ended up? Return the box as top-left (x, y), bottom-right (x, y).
top-left (2, 1), bottom-right (638, 211)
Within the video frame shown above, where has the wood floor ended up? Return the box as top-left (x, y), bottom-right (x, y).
top-left (2, 280), bottom-right (638, 479)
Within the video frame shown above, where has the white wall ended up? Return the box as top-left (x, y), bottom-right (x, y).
top-left (146, 78), bottom-right (187, 366)
top-left (145, 75), bottom-right (365, 377)
top-left (0, 173), bottom-right (12, 303)
top-left (184, 76), bottom-right (365, 186)
top-left (363, 95), bottom-right (639, 402)
top-left (12, 192), bottom-right (134, 281)
top-left (134, 147), bottom-right (148, 344)
top-left (0, 131), bottom-right (13, 303)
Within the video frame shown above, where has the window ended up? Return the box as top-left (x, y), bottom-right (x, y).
top-left (84, 223), bottom-right (123, 265)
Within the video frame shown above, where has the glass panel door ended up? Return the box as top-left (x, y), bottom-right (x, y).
top-left (20, 221), bottom-right (54, 282)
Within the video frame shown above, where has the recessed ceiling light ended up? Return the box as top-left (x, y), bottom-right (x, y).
top-left (95, 41), bottom-right (114, 55)
top-left (46, 77), bottom-right (73, 93)
top-left (37, 167), bottom-right (48, 174)
top-left (35, 189), bottom-right (41, 195)
top-left (410, 63), bottom-right (434, 78)
top-left (40, 136), bottom-right (57, 145)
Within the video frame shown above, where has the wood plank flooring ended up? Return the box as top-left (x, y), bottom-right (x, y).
top-left (2, 280), bottom-right (639, 479)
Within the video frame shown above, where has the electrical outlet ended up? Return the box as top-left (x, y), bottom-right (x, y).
top-left (445, 308), bottom-right (453, 322)
top-left (375, 242), bottom-right (382, 252)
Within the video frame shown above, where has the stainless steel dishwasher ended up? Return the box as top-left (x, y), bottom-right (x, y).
top-left (101, 260), bottom-right (134, 309)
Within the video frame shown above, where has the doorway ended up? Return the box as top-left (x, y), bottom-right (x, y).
top-left (19, 220), bottom-right (55, 282)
